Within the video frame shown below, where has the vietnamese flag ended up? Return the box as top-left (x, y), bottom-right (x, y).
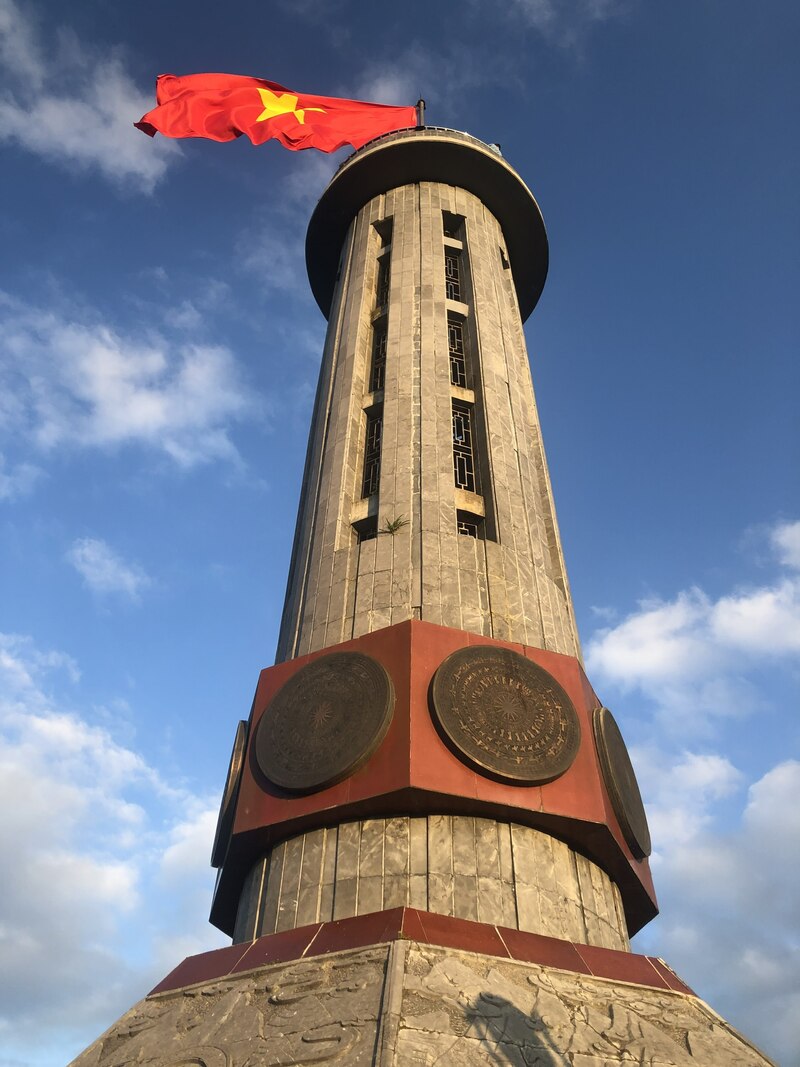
top-left (135, 73), bottom-right (417, 153)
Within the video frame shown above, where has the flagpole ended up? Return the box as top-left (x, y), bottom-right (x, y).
top-left (416, 98), bottom-right (426, 128)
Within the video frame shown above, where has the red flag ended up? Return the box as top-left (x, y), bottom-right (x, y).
top-left (135, 73), bottom-right (417, 153)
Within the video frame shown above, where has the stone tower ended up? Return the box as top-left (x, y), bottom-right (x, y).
top-left (73, 129), bottom-right (775, 1066)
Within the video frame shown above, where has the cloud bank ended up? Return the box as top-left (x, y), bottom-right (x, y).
top-left (67, 537), bottom-right (151, 602)
top-left (586, 520), bottom-right (800, 733)
top-left (0, 632), bottom-right (225, 1064)
top-left (0, 291), bottom-right (253, 470)
top-left (587, 520), bottom-right (800, 1062)
top-left (0, 0), bottom-right (178, 191)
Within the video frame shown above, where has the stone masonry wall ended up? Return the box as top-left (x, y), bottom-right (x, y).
top-left (71, 942), bottom-right (777, 1067)
top-left (277, 180), bottom-right (581, 662)
top-left (233, 817), bottom-right (629, 952)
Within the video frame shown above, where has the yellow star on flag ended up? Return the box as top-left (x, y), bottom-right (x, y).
top-left (255, 88), bottom-right (324, 125)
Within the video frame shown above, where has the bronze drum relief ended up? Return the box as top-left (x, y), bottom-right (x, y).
top-left (593, 705), bottom-right (652, 859)
top-left (255, 651), bottom-right (394, 794)
top-left (430, 645), bottom-right (581, 783)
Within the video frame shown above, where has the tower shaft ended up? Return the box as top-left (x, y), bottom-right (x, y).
top-left (279, 158), bottom-right (578, 661)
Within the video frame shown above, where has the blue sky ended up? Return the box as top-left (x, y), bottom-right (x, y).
top-left (0, 1), bottom-right (798, 1064)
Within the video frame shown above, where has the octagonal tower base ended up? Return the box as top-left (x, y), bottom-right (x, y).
top-left (71, 911), bottom-right (775, 1066)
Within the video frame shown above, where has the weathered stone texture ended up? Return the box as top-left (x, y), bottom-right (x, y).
top-left (234, 817), bottom-right (630, 951)
top-left (71, 946), bottom-right (389, 1067)
top-left (277, 180), bottom-right (581, 664)
top-left (70, 942), bottom-right (776, 1067)
top-left (394, 944), bottom-right (776, 1066)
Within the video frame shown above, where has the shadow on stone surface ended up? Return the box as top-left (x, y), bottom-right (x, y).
top-left (465, 992), bottom-right (561, 1066)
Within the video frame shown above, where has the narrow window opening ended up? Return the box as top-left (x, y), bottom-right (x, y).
top-left (457, 510), bottom-right (483, 539)
top-left (376, 256), bottom-right (390, 309)
top-left (452, 400), bottom-right (477, 494)
top-left (369, 323), bottom-right (387, 392)
top-left (499, 246), bottom-right (510, 270)
top-left (373, 217), bottom-right (393, 248)
top-left (444, 250), bottom-right (462, 302)
top-left (448, 316), bottom-right (468, 388)
top-left (361, 409), bottom-right (383, 498)
top-left (353, 516), bottom-right (378, 543)
top-left (442, 211), bottom-right (462, 239)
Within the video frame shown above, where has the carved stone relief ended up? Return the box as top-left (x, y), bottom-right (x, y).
top-left (396, 946), bottom-right (775, 1066)
top-left (70, 942), bottom-right (775, 1067)
top-left (69, 948), bottom-right (389, 1067)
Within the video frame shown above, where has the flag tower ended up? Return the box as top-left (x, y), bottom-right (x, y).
top-left (73, 127), bottom-right (774, 1066)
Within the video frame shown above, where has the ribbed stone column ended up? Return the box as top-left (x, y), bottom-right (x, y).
top-left (277, 132), bottom-right (579, 663)
top-left (234, 817), bottom-right (629, 952)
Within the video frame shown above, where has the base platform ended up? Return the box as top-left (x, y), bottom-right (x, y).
top-left (71, 908), bottom-right (775, 1066)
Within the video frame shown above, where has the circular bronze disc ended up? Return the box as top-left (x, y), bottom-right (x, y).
top-left (255, 651), bottom-right (394, 794)
top-left (594, 706), bottom-right (652, 859)
top-left (430, 646), bottom-right (581, 783)
top-left (211, 719), bottom-right (248, 868)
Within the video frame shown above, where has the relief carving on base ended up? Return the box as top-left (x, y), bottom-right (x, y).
top-left (397, 947), bottom-right (776, 1066)
top-left (69, 948), bottom-right (388, 1067)
top-left (70, 942), bottom-right (775, 1067)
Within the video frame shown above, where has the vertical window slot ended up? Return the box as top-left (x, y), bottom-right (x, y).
top-left (376, 256), bottom-right (390, 309)
top-left (369, 324), bottom-right (387, 393)
top-left (444, 250), bottom-right (462, 302)
top-left (442, 211), bottom-right (463, 239)
top-left (374, 217), bottom-right (393, 248)
top-left (452, 401), bottom-right (477, 494)
top-left (448, 317), bottom-right (467, 387)
top-left (362, 410), bottom-right (383, 498)
top-left (456, 511), bottom-right (483, 539)
top-left (353, 516), bottom-right (378, 543)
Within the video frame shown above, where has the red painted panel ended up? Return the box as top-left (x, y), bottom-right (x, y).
top-left (148, 942), bottom-right (251, 995)
top-left (496, 926), bottom-right (591, 974)
top-left (231, 923), bottom-right (322, 973)
top-left (148, 908), bottom-right (696, 1000)
top-left (215, 619), bottom-right (657, 936)
top-left (575, 943), bottom-right (670, 990)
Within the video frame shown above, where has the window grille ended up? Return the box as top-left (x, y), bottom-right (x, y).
top-left (362, 411), bottom-right (382, 497)
top-left (452, 401), bottom-right (477, 493)
top-left (444, 250), bottom-right (462, 302)
top-left (448, 317), bottom-right (467, 387)
top-left (376, 257), bottom-right (390, 308)
top-left (457, 513), bottom-right (480, 538)
top-left (369, 325), bottom-right (387, 392)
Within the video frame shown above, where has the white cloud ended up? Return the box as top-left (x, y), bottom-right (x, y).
top-left (504, 0), bottom-right (631, 48)
top-left (0, 291), bottom-right (254, 468)
top-left (163, 299), bottom-right (204, 332)
top-left (633, 759), bottom-right (800, 1063)
top-left (630, 747), bottom-right (743, 854)
top-left (160, 807), bottom-right (219, 887)
top-left (0, 632), bottom-right (225, 1060)
top-left (710, 578), bottom-right (800, 654)
top-left (0, 0), bottom-right (179, 191)
top-left (0, 453), bottom-right (42, 500)
top-left (585, 520), bottom-right (800, 730)
top-left (771, 519), bottom-right (800, 570)
top-left (240, 224), bottom-right (308, 294)
top-left (0, 0), bottom-right (43, 86)
top-left (588, 523), bottom-right (800, 1062)
top-left (66, 537), bottom-right (151, 602)
top-left (353, 42), bottom-right (512, 115)
top-left (237, 152), bottom-right (339, 299)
